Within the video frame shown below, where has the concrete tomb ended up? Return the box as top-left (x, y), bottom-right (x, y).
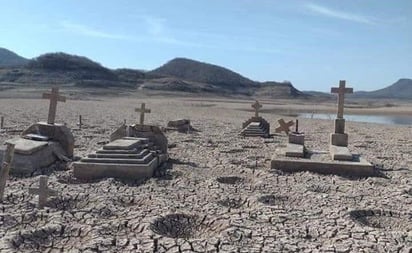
top-left (167, 119), bottom-right (197, 133)
top-left (0, 87), bottom-right (74, 174)
top-left (240, 100), bottom-right (270, 137)
top-left (271, 80), bottom-right (374, 177)
top-left (73, 103), bottom-right (168, 180)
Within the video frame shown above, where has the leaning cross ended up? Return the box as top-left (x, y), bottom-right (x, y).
top-left (135, 103), bottom-right (151, 125)
top-left (29, 175), bottom-right (57, 209)
top-left (275, 119), bottom-right (294, 135)
top-left (0, 143), bottom-right (15, 202)
top-left (331, 80), bottom-right (353, 119)
top-left (251, 100), bottom-right (262, 117)
top-left (42, 87), bottom-right (66, 124)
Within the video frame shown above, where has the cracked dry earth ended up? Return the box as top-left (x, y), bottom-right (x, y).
top-left (0, 97), bottom-right (411, 253)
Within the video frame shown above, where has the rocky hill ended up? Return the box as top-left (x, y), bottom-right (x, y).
top-left (0, 48), bottom-right (29, 67)
top-left (149, 58), bottom-right (258, 91)
top-left (0, 48), bottom-right (305, 97)
top-left (353, 79), bottom-right (412, 99)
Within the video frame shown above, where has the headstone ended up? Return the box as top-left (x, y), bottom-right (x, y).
top-left (330, 80), bottom-right (354, 160)
top-left (240, 100), bottom-right (270, 137)
top-left (275, 119), bottom-right (294, 135)
top-left (29, 175), bottom-right (57, 209)
top-left (0, 144), bottom-right (15, 202)
top-left (42, 87), bottom-right (66, 125)
top-left (135, 103), bottom-right (151, 125)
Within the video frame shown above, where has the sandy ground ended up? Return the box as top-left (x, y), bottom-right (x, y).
top-left (0, 96), bottom-right (411, 252)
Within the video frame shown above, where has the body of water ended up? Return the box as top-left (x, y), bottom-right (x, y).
top-left (298, 113), bottom-right (412, 126)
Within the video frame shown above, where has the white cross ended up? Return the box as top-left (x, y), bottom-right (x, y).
top-left (331, 80), bottom-right (353, 119)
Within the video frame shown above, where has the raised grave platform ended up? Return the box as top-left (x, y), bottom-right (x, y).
top-left (0, 122), bottom-right (74, 174)
top-left (73, 137), bottom-right (168, 180)
top-left (240, 117), bottom-right (270, 138)
top-left (271, 151), bottom-right (374, 177)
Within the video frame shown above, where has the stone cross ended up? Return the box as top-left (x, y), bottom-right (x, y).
top-left (275, 119), bottom-right (294, 135)
top-left (135, 103), bottom-right (151, 125)
top-left (42, 87), bottom-right (66, 125)
top-left (29, 175), bottom-right (57, 209)
top-left (0, 143), bottom-right (15, 202)
top-left (251, 100), bottom-right (262, 118)
top-left (331, 80), bottom-right (353, 119)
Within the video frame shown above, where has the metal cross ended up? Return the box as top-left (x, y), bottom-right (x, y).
top-left (0, 143), bottom-right (15, 202)
top-left (29, 176), bottom-right (57, 209)
top-left (42, 87), bottom-right (66, 124)
top-left (251, 100), bottom-right (262, 117)
top-left (275, 119), bottom-right (294, 135)
top-left (331, 80), bottom-right (353, 119)
top-left (135, 103), bottom-right (151, 125)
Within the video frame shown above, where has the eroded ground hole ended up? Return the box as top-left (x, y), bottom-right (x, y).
top-left (150, 213), bottom-right (228, 239)
top-left (258, 195), bottom-right (288, 206)
top-left (216, 176), bottom-right (244, 185)
top-left (349, 209), bottom-right (412, 230)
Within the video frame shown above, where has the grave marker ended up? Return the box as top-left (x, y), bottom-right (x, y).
top-left (0, 143), bottom-right (15, 202)
top-left (251, 100), bottom-right (262, 118)
top-left (29, 175), bottom-right (57, 209)
top-left (331, 80), bottom-right (353, 119)
top-left (42, 87), bottom-right (66, 125)
top-left (275, 119), bottom-right (294, 135)
top-left (135, 103), bottom-right (151, 125)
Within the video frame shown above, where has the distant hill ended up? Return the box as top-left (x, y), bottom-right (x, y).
top-left (353, 79), bottom-right (412, 99)
top-left (256, 81), bottom-right (307, 98)
top-left (149, 58), bottom-right (257, 91)
top-left (0, 48), bottom-right (29, 67)
top-left (0, 49), bottom-right (306, 97)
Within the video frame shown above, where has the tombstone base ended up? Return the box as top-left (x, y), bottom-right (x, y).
top-left (330, 133), bottom-right (348, 147)
top-left (330, 145), bottom-right (353, 161)
top-left (285, 143), bottom-right (305, 158)
top-left (334, 118), bottom-right (346, 134)
top-left (21, 122), bottom-right (74, 157)
top-left (0, 139), bottom-right (65, 174)
top-left (271, 151), bottom-right (374, 177)
top-left (289, 133), bottom-right (305, 145)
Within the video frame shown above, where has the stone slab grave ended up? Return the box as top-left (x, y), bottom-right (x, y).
top-left (271, 80), bottom-right (374, 177)
top-left (0, 87), bottom-right (74, 174)
top-left (277, 119), bottom-right (306, 158)
top-left (240, 100), bottom-right (270, 137)
top-left (166, 119), bottom-right (197, 133)
top-left (73, 103), bottom-right (168, 180)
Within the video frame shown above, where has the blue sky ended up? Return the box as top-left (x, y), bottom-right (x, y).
top-left (0, 0), bottom-right (411, 91)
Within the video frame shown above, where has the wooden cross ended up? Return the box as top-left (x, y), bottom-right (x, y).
top-left (135, 103), bottom-right (151, 125)
top-left (331, 80), bottom-right (353, 119)
top-left (275, 119), bottom-right (294, 135)
top-left (0, 143), bottom-right (15, 202)
top-left (42, 87), bottom-right (66, 125)
top-left (29, 176), bottom-right (57, 209)
top-left (251, 100), bottom-right (262, 117)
